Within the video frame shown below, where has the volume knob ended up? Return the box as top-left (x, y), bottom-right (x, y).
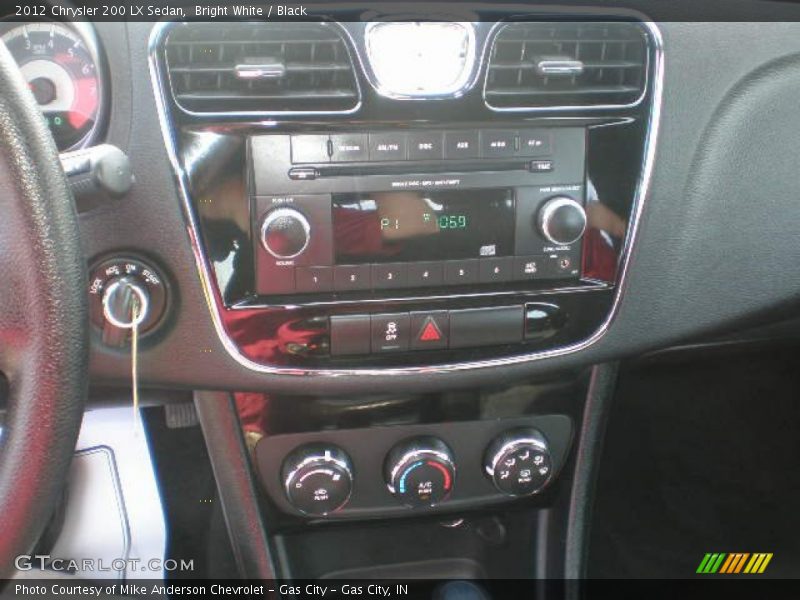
top-left (537, 196), bottom-right (587, 246)
top-left (261, 207), bottom-right (311, 259)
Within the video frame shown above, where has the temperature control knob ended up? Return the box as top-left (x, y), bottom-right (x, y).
top-left (261, 207), bottom-right (311, 259)
top-left (385, 437), bottom-right (455, 507)
top-left (484, 429), bottom-right (553, 497)
top-left (537, 196), bottom-right (587, 246)
top-left (282, 444), bottom-right (353, 516)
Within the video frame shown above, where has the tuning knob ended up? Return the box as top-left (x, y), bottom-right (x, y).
top-left (484, 429), bottom-right (553, 497)
top-left (537, 196), bottom-right (587, 246)
top-left (385, 437), bottom-right (455, 507)
top-left (282, 444), bottom-right (354, 516)
top-left (261, 207), bottom-right (311, 259)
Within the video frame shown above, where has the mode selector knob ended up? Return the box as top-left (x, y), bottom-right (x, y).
top-left (537, 196), bottom-right (587, 246)
top-left (282, 444), bottom-right (353, 516)
top-left (385, 437), bottom-right (455, 508)
top-left (260, 207), bottom-right (311, 259)
top-left (484, 429), bottom-right (554, 497)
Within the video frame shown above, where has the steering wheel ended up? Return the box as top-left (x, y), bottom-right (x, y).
top-left (0, 43), bottom-right (88, 575)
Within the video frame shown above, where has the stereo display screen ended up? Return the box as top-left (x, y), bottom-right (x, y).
top-left (332, 189), bottom-right (515, 264)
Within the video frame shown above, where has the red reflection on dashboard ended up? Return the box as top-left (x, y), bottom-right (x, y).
top-left (221, 306), bottom-right (322, 366)
top-left (582, 227), bottom-right (618, 282)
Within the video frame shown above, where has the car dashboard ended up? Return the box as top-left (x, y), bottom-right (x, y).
top-left (4, 0), bottom-right (800, 586)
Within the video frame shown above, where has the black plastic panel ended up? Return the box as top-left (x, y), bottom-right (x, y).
top-left (255, 415), bottom-right (572, 520)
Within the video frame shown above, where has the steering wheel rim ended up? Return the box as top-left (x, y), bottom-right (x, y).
top-left (0, 42), bottom-right (88, 575)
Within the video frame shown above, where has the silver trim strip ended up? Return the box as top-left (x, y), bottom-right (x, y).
top-left (147, 20), bottom-right (664, 379)
top-left (482, 21), bottom-right (650, 113)
top-left (537, 59), bottom-right (585, 77)
top-left (234, 62), bottom-right (286, 80)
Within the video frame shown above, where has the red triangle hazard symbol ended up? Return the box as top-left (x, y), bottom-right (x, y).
top-left (418, 318), bottom-right (442, 342)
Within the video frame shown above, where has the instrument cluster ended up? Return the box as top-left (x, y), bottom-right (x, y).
top-left (1, 20), bottom-right (106, 151)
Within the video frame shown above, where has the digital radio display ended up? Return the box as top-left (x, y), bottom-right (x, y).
top-left (332, 189), bottom-right (515, 264)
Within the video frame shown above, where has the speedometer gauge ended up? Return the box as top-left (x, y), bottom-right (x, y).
top-left (2, 22), bottom-right (104, 151)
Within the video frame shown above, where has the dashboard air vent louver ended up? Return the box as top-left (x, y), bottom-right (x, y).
top-left (164, 22), bottom-right (360, 114)
top-left (485, 22), bottom-right (648, 110)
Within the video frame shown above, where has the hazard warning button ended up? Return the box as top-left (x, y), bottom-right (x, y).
top-left (410, 311), bottom-right (449, 350)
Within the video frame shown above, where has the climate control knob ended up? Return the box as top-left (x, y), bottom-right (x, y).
top-left (385, 437), bottom-right (455, 508)
top-left (484, 429), bottom-right (553, 497)
top-left (282, 444), bottom-right (353, 516)
top-left (537, 196), bottom-right (587, 246)
top-left (260, 207), bottom-right (311, 259)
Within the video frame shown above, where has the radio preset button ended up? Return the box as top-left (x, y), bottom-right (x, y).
top-left (296, 266), bottom-right (333, 293)
top-left (407, 261), bottom-right (444, 287)
top-left (444, 131), bottom-right (480, 159)
top-left (408, 131), bottom-right (444, 160)
top-left (333, 265), bottom-right (372, 291)
top-left (481, 130), bottom-right (517, 158)
top-left (479, 257), bottom-right (514, 283)
top-left (372, 263), bottom-right (408, 289)
top-left (368, 133), bottom-right (407, 161)
top-left (291, 134), bottom-right (330, 163)
top-left (513, 256), bottom-right (544, 281)
top-left (371, 313), bottom-right (410, 353)
top-left (444, 259), bottom-right (479, 285)
top-left (518, 130), bottom-right (552, 157)
top-left (330, 134), bottom-right (368, 162)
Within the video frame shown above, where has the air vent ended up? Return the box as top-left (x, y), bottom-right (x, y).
top-left (164, 22), bottom-right (360, 114)
top-left (485, 22), bottom-right (649, 110)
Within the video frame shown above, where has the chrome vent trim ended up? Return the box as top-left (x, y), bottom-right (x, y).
top-left (484, 21), bottom-right (650, 111)
top-left (162, 21), bottom-right (361, 116)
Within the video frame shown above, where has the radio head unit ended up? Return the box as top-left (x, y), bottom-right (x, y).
top-left (250, 127), bottom-right (587, 298)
